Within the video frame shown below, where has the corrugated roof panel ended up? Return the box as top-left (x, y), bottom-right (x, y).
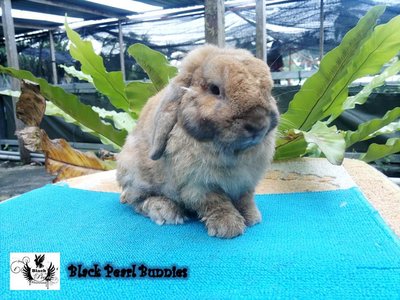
top-left (1, 0), bottom-right (208, 37)
top-left (10, 0), bottom-right (106, 20)
top-left (140, 1), bottom-right (204, 9)
top-left (62, 0), bottom-right (141, 17)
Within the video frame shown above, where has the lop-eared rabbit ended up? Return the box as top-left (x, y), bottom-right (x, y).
top-left (117, 45), bottom-right (279, 238)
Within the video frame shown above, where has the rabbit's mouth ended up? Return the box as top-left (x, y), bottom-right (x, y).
top-left (238, 133), bottom-right (267, 148)
top-left (227, 128), bottom-right (270, 152)
top-left (224, 109), bottom-right (278, 152)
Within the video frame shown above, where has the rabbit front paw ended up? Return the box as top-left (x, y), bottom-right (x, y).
top-left (242, 206), bottom-right (262, 226)
top-left (136, 196), bottom-right (187, 225)
top-left (203, 209), bottom-right (246, 239)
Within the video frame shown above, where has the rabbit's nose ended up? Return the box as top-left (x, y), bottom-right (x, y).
top-left (242, 106), bottom-right (269, 136)
top-left (244, 123), bottom-right (265, 135)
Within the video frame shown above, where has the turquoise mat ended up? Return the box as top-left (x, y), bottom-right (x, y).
top-left (1, 185), bottom-right (400, 299)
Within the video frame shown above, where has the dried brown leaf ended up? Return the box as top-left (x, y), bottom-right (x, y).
top-left (15, 82), bottom-right (116, 182)
top-left (43, 132), bottom-right (115, 182)
top-left (16, 126), bottom-right (43, 152)
top-left (16, 81), bottom-right (46, 126)
top-left (46, 159), bottom-right (101, 182)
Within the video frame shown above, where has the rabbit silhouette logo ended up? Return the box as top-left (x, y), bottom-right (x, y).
top-left (10, 252), bottom-right (60, 290)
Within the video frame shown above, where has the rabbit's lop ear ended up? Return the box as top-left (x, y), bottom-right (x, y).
top-left (149, 83), bottom-right (183, 160)
top-left (149, 45), bottom-right (215, 160)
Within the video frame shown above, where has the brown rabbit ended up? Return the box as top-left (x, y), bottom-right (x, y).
top-left (117, 45), bottom-right (279, 238)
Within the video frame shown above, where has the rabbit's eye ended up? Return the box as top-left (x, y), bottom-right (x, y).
top-left (209, 84), bottom-right (220, 96)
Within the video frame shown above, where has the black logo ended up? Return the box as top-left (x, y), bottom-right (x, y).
top-left (34, 254), bottom-right (45, 268)
top-left (10, 253), bottom-right (59, 290)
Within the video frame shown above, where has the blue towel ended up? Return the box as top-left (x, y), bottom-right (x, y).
top-left (1, 185), bottom-right (399, 299)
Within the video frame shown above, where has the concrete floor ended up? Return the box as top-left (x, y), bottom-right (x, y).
top-left (0, 161), bottom-right (54, 201)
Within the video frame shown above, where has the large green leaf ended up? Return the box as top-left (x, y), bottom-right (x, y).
top-left (303, 122), bottom-right (345, 165)
top-left (125, 81), bottom-right (157, 116)
top-left (45, 102), bottom-right (120, 149)
top-left (59, 64), bottom-right (93, 83)
top-left (64, 21), bottom-right (131, 114)
top-left (367, 121), bottom-right (400, 139)
top-left (343, 58), bottom-right (400, 112)
top-left (92, 106), bottom-right (136, 132)
top-left (127, 43), bottom-right (177, 91)
top-left (345, 107), bottom-right (400, 147)
top-left (274, 134), bottom-right (308, 161)
top-left (274, 122), bottom-right (345, 165)
top-left (360, 138), bottom-right (400, 162)
top-left (0, 66), bottom-right (127, 147)
top-left (323, 14), bottom-right (400, 120)
top-left (279, 6), bottom-right (385, 134)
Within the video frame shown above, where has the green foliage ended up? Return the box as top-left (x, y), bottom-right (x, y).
top-left (366, 121), bottom-right (400, 139)
top-left (342, 58), bottom-right (400, 113)
top-left (278, 6), bottom-right (385, 133)
top-left (45, 101), bottom-right (119, 147)
top-left (125, 81), bottom-right (157, 116)
top-left (59, 64), bottom-right (93, 83)
top-left (127, 43), bottom-right (177, 91)
top-left (323, 9), bottom-right (400, 121)
top-left (274, 132), bottom-right (309, 161)
top-left (65, 22), bottom-right (131, 116)
top-left (275, 122), bottom-right (345, 165)
top-left (345, 107), bottom-right (400, 147)
top-left (0, 8), bottom-right (398, 164)
top-left (360, 138), bottom-right (400, 162)
top-left (303, 122), bottom-right (346, 165)
top-left (91, 106), bottom-right (136, 132)
top-left (276, 5), bottom-right (400, 164)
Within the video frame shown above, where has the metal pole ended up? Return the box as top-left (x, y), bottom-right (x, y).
top-left (49, 30), bottom-right (58, 84)
top-left (255, 0), bottom-right (266, 61)
top-left (1, 0), bottom-right (30, 164)
top-left (319, 0), bottom-right (324, 61)
top-left (204, 0), bottom-right (225, 47)
top-left (118, 20), bottom-right (126, 81)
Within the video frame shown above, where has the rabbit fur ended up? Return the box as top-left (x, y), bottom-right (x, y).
top-left (117, 45), bottom-right (279, 238)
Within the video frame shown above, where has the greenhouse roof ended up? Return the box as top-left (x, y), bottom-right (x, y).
top-left (0, 0), bottom-right (205, 36)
